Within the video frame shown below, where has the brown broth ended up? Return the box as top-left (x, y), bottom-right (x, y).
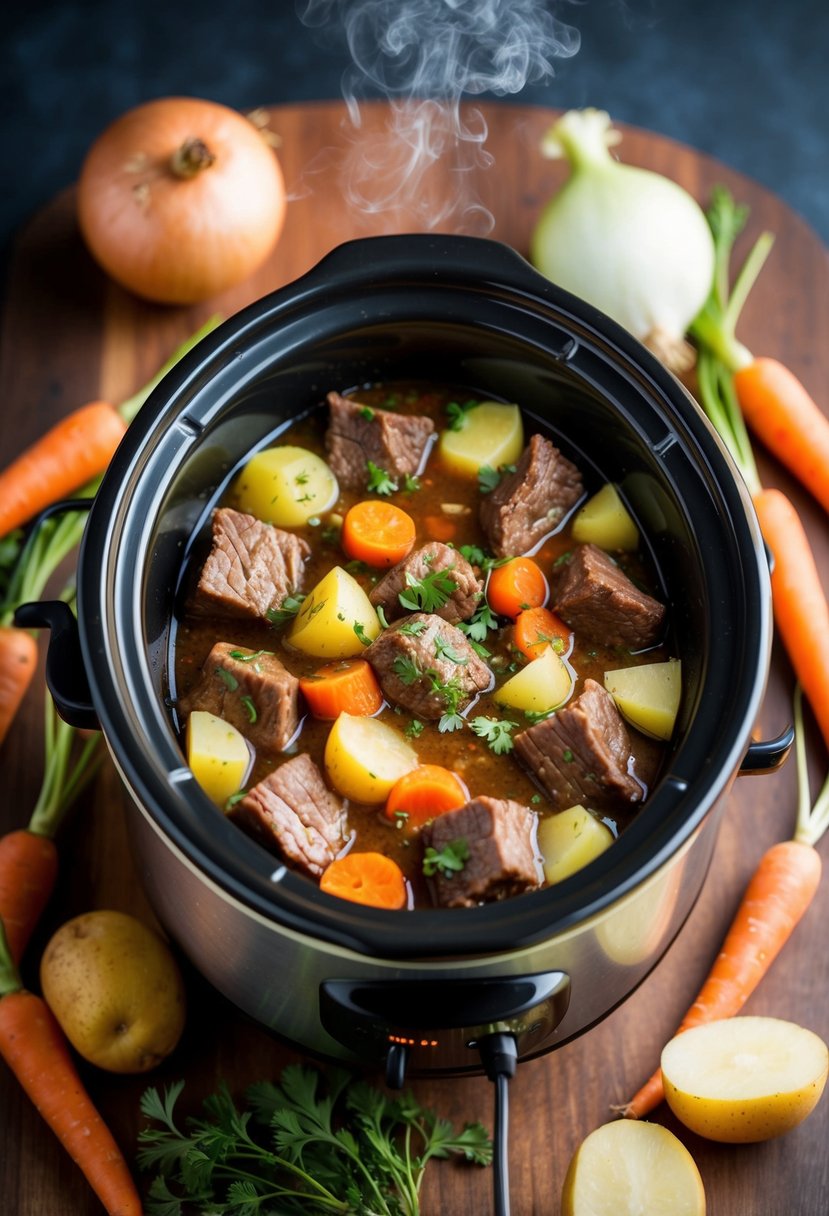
top-left (173, 383), bottom-right (669, 907)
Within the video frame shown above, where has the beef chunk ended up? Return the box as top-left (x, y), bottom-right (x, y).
top-left (324, 391), bottom-right (435, 490)
top-left (552, 543), bottom-right (665, 649)
top-left (480, 433), bottom-right (583, 557)
top-left (514, 678), bottom-right (643, 812)
top-left (369, 542), bottom-right (483, 625)
top-left (422, 796), bottom-right (541, 908)
top-left (364, 613), bottom-right (491, 720)
top-left (193, 507), bottom-right (309, 621)
top-left (180, 642), bottom-right (299, 752)
top-left (231, 754), bottom-right (348, 878)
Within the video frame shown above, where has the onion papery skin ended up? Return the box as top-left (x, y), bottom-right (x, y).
top-left (77, 97), bottom-right (287, 305)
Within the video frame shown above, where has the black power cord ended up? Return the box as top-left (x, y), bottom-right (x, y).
top-left (478, 1032), bottom-right (519, 1216)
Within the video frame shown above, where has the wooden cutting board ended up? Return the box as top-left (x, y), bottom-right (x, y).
top-left (1, 101), bottom-right (828, 1216)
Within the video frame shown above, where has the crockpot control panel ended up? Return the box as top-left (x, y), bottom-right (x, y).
top-left (319, 971), bottom-right (571, 1079)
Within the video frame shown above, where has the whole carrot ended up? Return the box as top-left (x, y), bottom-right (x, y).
top-left (620, 687), bottom-right (827, 1120)
top-left (753, 487), bottom-right (829, 752)
top-left (0, 401), bottom-right (127, 539)
top-left (0, 626), bottom-right (38, 747)
top-left (736, 358), bottom-right (829, 515)
top-left (0, 922), bottom-right (143, 1215)
top-left (0, 830), bottom-right (58, 965)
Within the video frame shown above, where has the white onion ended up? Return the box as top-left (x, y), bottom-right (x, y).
top-left (530, 109), bottom-right (715, 372)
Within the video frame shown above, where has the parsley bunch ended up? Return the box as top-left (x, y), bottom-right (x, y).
top-left (138, 1065), bottom-right (491, 1215)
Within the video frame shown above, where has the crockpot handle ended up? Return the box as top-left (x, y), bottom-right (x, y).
top-left (739, 724), bottom-right (795, 774)
top-left (14, 600), bottom-right (99, 730)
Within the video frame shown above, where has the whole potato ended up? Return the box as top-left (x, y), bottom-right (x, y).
top-left (40, 909), bottom-right (186, 1074)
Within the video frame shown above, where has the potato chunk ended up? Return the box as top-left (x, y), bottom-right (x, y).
top-left (231, 445), bottom-right (338, 527)
top-left (288, 566), bottom-right (381, 658)
top-left (324, 712), bottom-right (418, 803)
top-left (604, 658), bottom-right (681, 740)
top-left (537, 804), bottom-right (614, 884)
top-left (494, 646), bottom-right (573, 715)
top-left (571, 482), bottom-right (639, 551)
top-left (186, 711), bottom-right (251, 807)
top-left (438, 401), bottom-right (524, 478)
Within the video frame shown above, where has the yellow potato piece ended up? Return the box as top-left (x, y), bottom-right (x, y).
top-left (324, 712), bottom-right (418, 803)
top-left (572, 482), bottom-right (639, 551)
top-left (561, 1120), bottom-right (706, 1216)
top-left (186, 711), bottom-right (251, 807)
top-left (288, 566), bottom-right (381, 658)
top-left (604, 658), bottom-right (681, 741)
top-left (662, 1016), bottom-right (829, 1143)
top-left (231, 444), bottom-right (338, 527)
top-left (438, 401), bottom-right (524, 478)
top-left (537, 805), bottom-right (614, 884)
top-left (494, 646), bottom-right (573, 715)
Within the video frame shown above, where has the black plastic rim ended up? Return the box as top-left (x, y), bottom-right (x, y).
top-left (77, 234), bottom-right (771, 961)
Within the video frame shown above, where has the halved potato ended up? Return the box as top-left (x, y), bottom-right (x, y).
top-left (231, 445), bottom-right (338, 527)
top-left (537, 805), bottom-right (614, 884)
top-left (662, 1016), bottom-right (829, 1143)
top-left (604, 659), bottom-right (681, 741)
top-left (324, 713), bottom-right (418, 803)
top-left (288, 566), bottom-right (381, 658)
top-left (438, 401), bottom-right (524, 478)
top-left (494, 646), bottom-right (573, 715)
top-left (186, 711), bottom-right (252, 807)
top-left (572, 482), bottom-right (639, 551)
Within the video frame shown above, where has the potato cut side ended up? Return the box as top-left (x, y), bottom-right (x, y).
top-left (537, 805), bottom-right (614, 884)
top-left (572, 482), bottom-right (640, 551)
top-left (662, 1016), bottom-right (829, 1143)
top-left (289, 565), bottom-right (381, 658)
top-left (438, 401), bottom-right (523, 478)
top-left (324, 712), bottom-right (418, 803)
top-left (494, 646), bottom-right (573, 715)
top-left (186, 711), bottom-right (252, 807)
top-left (232, 444), bottom-right (338, 527)
top-left (604, 658), bottom-right (681, 741)
top-left (561, 1119), bottom-right (705, 1216)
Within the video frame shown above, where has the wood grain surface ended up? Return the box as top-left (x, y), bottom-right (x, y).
top-left (1, 101), bottom-right (828, 1216)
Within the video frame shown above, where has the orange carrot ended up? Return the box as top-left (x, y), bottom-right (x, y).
top-left (753, 487), bottom-right (829, 752)
top-left (320, 852), bottom-right (408, 909)
top-left (0, 924), bottom-right (142, 1214)
top-left (384, 764), bottom-right (469, 828)
top-left (513, 606), bottom-right (572, 661)
top-left (341, 500), bottom-right (416, 568)
top-left (622, 839), bottom-right (822, 1119)
top-left (423, 514), bottom-right (458, 543)
top-left (0, 401), bottom-right (127, 538)
top-left (299, 659), bottom-right (383, 720)
top-left (0, 626), bottom-right (38, 747)
top-left (0, 830), bottom-right (58, 965)
top-left (735, 358), bottom-right (829, 515)
top-left (486, 557), bottom-right (548, 619)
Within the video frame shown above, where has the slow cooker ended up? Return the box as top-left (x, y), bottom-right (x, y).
top-left (21, 235), bottom-right (789, 1089)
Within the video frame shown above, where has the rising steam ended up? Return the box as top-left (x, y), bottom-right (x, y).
top-left (297, 0), bottom-right (580, 232)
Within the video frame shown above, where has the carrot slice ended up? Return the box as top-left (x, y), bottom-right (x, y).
top-left (513, 606), bottom-right (572, 661)
top-left (384, 764), bottom-right (469, 828)
top-left (486, 557), bottom-right (548, 619)
top-left (341, 500), bottom-right (417, 568)
top-left (320, 852), bottom-right (408, 909)
top-left (299, 659), bottom-right (383, 720)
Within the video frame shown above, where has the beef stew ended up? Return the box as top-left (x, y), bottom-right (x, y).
top-left (172, 383), bottom-right (679, 910)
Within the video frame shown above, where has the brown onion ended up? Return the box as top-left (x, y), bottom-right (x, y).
top-left (77, 97), bottom-right (287, 304)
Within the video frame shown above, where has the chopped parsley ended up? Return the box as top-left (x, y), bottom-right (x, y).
top-left (458, 601), bottom-right (499, 642)
top-left (524, 708), bottom-right (555, 724)
top-left (423, 838), bottom-right (470, 878)
top-left (444, 399), bottom-right (478, 431)
top-left (434, 636), bottom-right (469, 665)
top-left (404, 719), bottom-right (425, 739)
top-left (477, 464), bottom-right (502, 494)
top-left (353, 621), bottom-right (372, 647)
top-left (294, 470), bottom-right (310, 485)
top-left (392, 655), bottom-right (421, 685)
top-left (214, 667), bottom-right (239, 692)
top-left (470, 716), bottom-right (518, 755)
top-left (358, 405), bottom-right (375, 421)
top-left (398, 563), bottom-right (457, 614)
top-left (375, 604), bottom-right (390, 629)
top-left (228, 648), bottom-right (273, 665)
top-left (438, 711), bottom-right (465, 733)
top-left (224, 790), bottom-right (248, 811)
top-left (399, 618), bottom-right (428, 637)
top-left (403, 473), bottom-right (421, 492)
top-left (366, 460), bottom-right (398, 496)
top-left (266, 594), bottom-right (305, 627)
top-left (240, 695), bottom-right (258, 724)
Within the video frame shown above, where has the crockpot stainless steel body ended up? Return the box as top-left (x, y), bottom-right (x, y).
top-left (29, 236), bottom-right (786, 1074)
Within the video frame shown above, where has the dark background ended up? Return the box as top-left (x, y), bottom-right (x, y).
top-left (2, 0), bottom-right (828, 266)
